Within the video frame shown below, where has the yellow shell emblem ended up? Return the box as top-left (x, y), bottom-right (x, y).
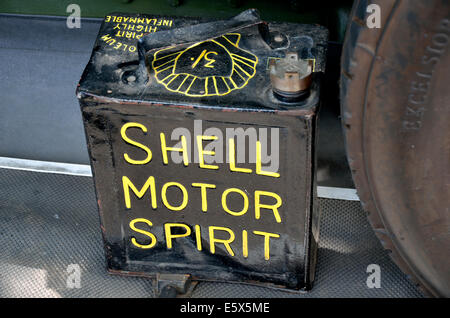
top-left (152, 33), bottom-right (258, 97)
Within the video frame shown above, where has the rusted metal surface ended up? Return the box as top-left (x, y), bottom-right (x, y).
top-left (340, 0), bottom-right (449, 297)
top-left (77, 10), bottom-right (328, 292)
top-left (154, 274), bottom-right (197, 297)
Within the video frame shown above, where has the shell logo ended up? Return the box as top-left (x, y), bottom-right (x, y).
top-left (152, 33), bottom-right (258, 97)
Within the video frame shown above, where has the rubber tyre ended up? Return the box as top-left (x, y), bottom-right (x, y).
top-left (340, 0), bottom-right (450, 297)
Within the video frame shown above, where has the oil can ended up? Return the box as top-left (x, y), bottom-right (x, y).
top-left (77, 9), bottom-right (328, 292)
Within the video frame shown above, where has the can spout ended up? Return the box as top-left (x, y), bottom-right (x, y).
top-left (269, 52), bottom-right (313, 103)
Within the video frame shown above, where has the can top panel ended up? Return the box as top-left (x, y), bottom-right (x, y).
top-left (77, 9), bottom-right (328, 111)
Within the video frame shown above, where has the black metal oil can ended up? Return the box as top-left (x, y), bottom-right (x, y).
top-left (77, 9), bottom-right (328, 293)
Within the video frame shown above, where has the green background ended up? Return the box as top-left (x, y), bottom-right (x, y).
top-left (0, 0), bottom-right (352, 41)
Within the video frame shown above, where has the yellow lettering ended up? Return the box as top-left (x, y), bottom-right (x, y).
top-left (161, 182), bottom-right (188, 211)
top-left (160, 133), bottom-right (189, 166)
top-left (122, 176), bottom-right (157, 209)
top-left (121, 122), bottom-right (152, 165)
top-left (242, 230), bottom-right (248, 258)
top-left (191, 183), bottom-right (216, 212)
top-left (256, 141), bottom-right (280, 178)
top-left (255, 190), bottom-right (282, 223)
top-left (253, 231), bottom-right (280, 260)
top-left (204, 51), bottom-right (218, 68)
top-left (192, 49), bottom-right (207, 69)
top-left (229, 138), bottom-right (252, 174)
top-left (195, 224), bottom-right (202, 251)
top-left (197, 135), bottom-right (219, 170)
top-left (209, 226), bottom-right (235, 256)
top-left (101, 34), bottom-right (112, 41)
top-left (164, 223), bottom-right (191, 249)
top-left (129, 218), bottom-right (157, 249)
top-left (222, 188), bottom-right (249, 217)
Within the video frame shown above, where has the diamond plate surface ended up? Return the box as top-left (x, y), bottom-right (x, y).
top-left (0, 168), bottom-right (423, 297)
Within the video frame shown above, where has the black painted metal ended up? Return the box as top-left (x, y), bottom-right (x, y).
top-left (77, 9), bottom-right (328, 291)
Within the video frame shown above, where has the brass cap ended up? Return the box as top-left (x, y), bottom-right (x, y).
top-left (269, 52), bottom-right (313, 101)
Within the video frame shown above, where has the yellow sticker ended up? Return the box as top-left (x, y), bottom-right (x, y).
top-left (152, 33), bottom-right (258, 97)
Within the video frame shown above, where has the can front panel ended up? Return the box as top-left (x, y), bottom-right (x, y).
top-left (83, 103), bottom-right (315, 290)
top-left (78, 9), bottom-right (327, 291)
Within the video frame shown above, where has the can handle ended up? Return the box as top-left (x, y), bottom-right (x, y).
top-left (134, 9), bottom-right (269, 82)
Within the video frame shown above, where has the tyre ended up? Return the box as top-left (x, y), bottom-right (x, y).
top-left (340, 0), bottom-right (450, 297)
